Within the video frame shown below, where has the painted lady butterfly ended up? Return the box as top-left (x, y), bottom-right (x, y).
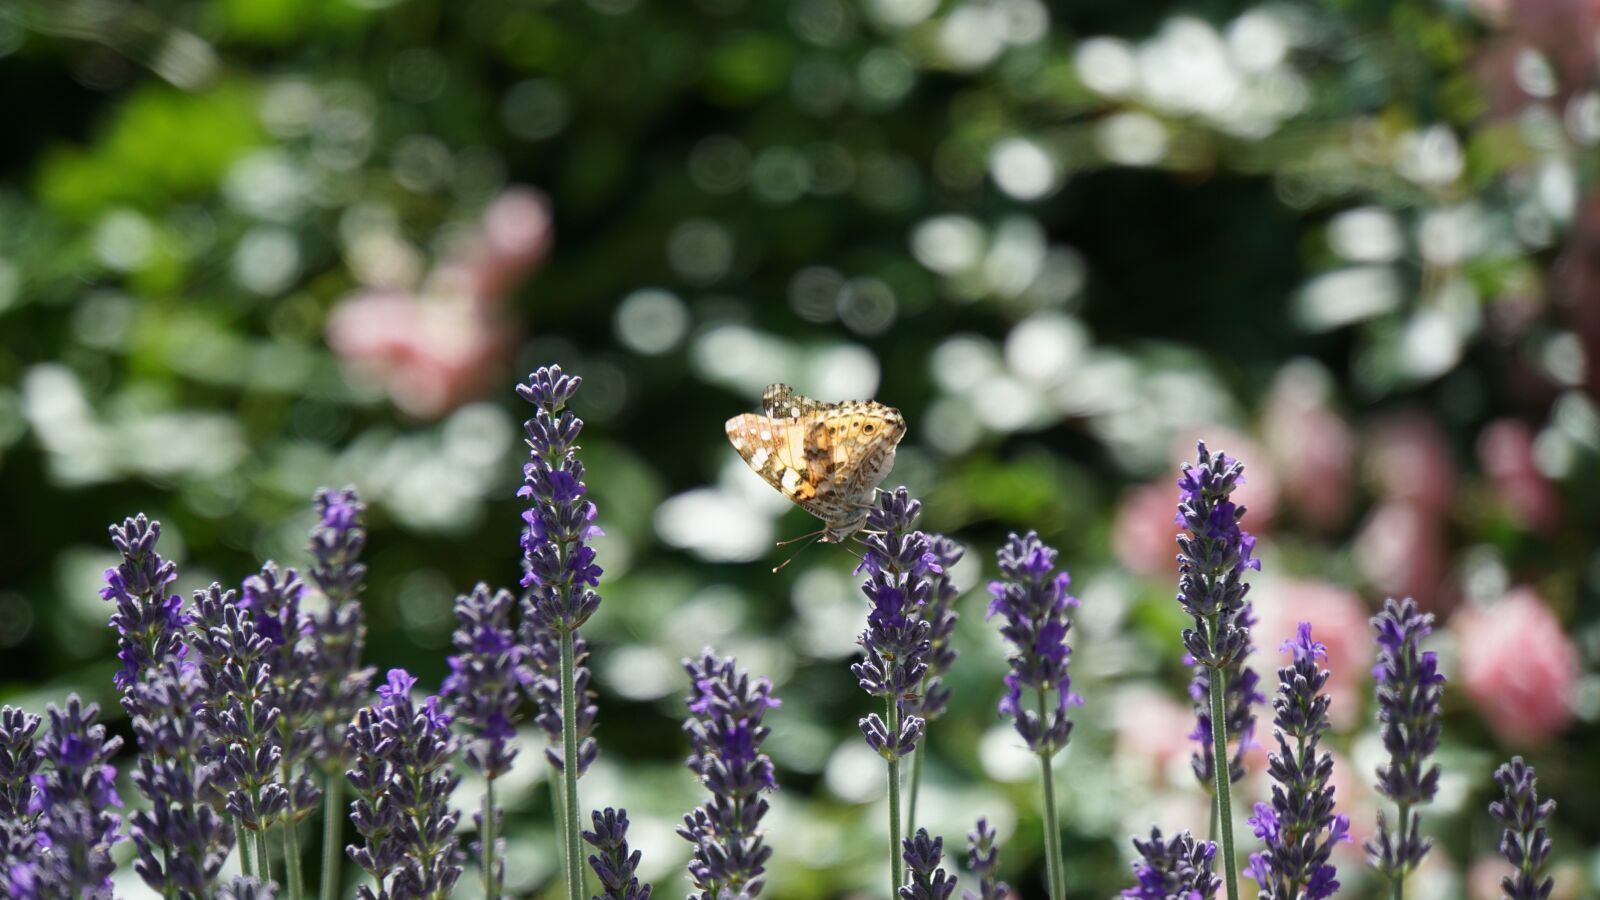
top-left (725, 383), bottom-right (907, 543)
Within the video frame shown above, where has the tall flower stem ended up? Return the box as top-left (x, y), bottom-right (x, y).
top-left (483, 779), bottom-right (498, 900)
top-left (236, 823), bottom-right (254, 878)
top-left (1037, 689), bottom-right (1064, 900)
top-left (254, 816), bottom-right (271, 887)
top-left (886, 695), bottom-right (904, 899)
top-left (280, 763), bottom-right (304, 899)
top-left (320, 778), bottom-right (341, 900)
top-left (559, 628), bottom-right (584, 900)
top-left (1206, 642), bottom-right (1240, 900)
top-left (906, 744), bottom-right (924, 840)
top-left (1391, 801), bottom-right (1408, 900)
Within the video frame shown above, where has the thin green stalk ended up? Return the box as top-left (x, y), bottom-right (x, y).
top-left (885, 696), bottom-right (903, 900)
top-left (558, 628), bottom-right (584, 900)
top-left (254, 827), bottom-right (271, 886)
top-left (483, 778), bottom-right (499, 900)
top-left (1208, 793), bottom-right (1219, 846)
top-left (281, 760), bottom-right (305, 900)
top-left (1208, 656), bottom-right (1240, 900)
top-left (236, 822), bottom-right (254, 878)
top-left (906, 743), bottom-right (923, 841)
top-left (1036, 689), bottom-right (1064, 900)
top-left (1392, 801), bottom-right (1410, 900)
top-left (321, 775), bottom-right (343, 900)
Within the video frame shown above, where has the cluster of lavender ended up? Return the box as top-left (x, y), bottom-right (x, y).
top-left (1490, 757), bottom-right (1554, 900)
top-left (680, 650), bottom-right (780, 900)
top-left (14, 697), bottom-right (124, 898)
top-left (901, 829), bottom-right (957, 900)
top-left (1246, 624), bottom-right (1349, 900)
top-left (584, 808), bottom-right (652, 900)
top-left (345, 669), bottom-right (462, 899)
top-left (1365, 597), bottom-right (1445, 893)
top-left (905, 534), bottom-right (964, 836)
top-left (1121, 828), bottom-right (1220, 900)
top-left (1185, 609), bottom-right (1262, 795)
top-left (962, 819), bottom-right (1008, 900)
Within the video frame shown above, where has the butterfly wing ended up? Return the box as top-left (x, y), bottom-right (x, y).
top-left (725, 413), bottom-right (822, 507)
top-left (763, 383), bottom-right (827, 420)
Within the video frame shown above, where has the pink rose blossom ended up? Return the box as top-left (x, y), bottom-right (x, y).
top-left (1252, 580), bottom-right (1371, 729)
top-left (1261, 365), bottom-right (1356, 532)
top-left (1477, 418), bottom-right (1561, 534)
top-left (1112, 481), bottom-right (1180, 578)
top-left (1111, 686), bottom-right (1197, 782)
top-left (1455, 587), bottom-right (1578, 746)
top-left (1355, 500), bottom-right (1449, 612)
top-left (1366, 413), bottom-right (1456, 514)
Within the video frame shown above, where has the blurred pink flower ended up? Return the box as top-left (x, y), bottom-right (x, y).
top-left (1261, 366), bottom-right (1356, 532)
top-left (1354, 501), bottom-right (1449, 612)
top-left (1455, 587), bottom-right (1578, 746)
top-left (1252, 580), bottom-right (1371, 729)
top-left (1366, 413), bottom-right (1456, 514)
top-left (1111, 686), bottom-right (1196, 782)
top-left (1478, 419), bottom-right (1561, 534)
top-left (327, 188), bottom-right (552, 419)
top-left (1112, 481), bottom-right (1180, 578)
top-left (1467, 854), bottom-right (1506, 900)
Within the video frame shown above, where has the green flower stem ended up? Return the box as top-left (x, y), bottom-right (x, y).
top-left (906, 742), bottom-right (924, 841)
top-left (1036, 688), bottom-right (1064, 900)
top-left (483, 778), bottom-right (499, 900)
top-left (1392, 801), bottom-right (1410, 900)
top-left (254, 826), bottom-right (271, 887)
top-left (885, 695), bottom-right (903, 900)
top-left (320, 775), bottom-right (342, 900)
top-left (236, 822), bottom-right (254, 878)
top-left (280, 759), bottom-right (305, 900)
top-left (1207, 644), bottom-right (1240, 900)
top-left (559, 627), bottom-right (584, 900)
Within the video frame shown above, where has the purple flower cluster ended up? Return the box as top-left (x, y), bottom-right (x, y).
top-left (961, 818), bottom-right (1008, 900)
top-left (1121, 828), bottom-right (1220, 900)
top-left (1185, 612), bottom-right (1262, 791)
top-left (444, 584), bottom-right (526, 781)
top-left (523, 627), bottom-right (599, 775)
top-left (904, 534), bottom-right (963, 723)
top-left (307, 487), bottom-right (375, 774)
top-left (102, 516), bottom-right (233, 896)
top-left (345, 669), bottom-right (462, 900)
top-left (901, 828), bottom-right (957, 900)
top-left (680, 650), bottom-right (780, 900)
top-left (243, 563), bottom-right (323, 823)
top-left (24, 697), bottom-right (124, 899)
top-left (1174, 442), bottom-right (1259, 670)
top-left (1365, 597), bottom-right (1444, 884)
top-left (584, 807), bottom-right (653, 900)
top-left (519, 364), bottom-right (604, 633)
top-left (1245, 624), bottom-right (1350, 900)
top-left (0, 707), bottom-right (41, 877)
top-left (853, 487), bottom-right (937, 761)
top-left (1489, 757), bottom-right (1554, 900)
top-left (987, 531), bottom-right (1079, 757)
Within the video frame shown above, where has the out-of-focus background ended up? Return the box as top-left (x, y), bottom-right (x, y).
top-left (1, 0), bottom-right (1598, 896)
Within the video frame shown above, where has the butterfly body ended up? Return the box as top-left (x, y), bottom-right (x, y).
top-left (726, 384), bottom-right (906, 543)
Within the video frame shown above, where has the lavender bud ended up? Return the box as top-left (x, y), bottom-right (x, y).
top-left (1121, 828), bottom-right (1220, 900)
top-left (443, 585), bottom-right (525, 781)
top-left (853, 487), bottom-right (937, 760)
top-left (30, 696), bottom-right (124, 899)
top-left (1186, 608), bottom-right (1262, 791)
top-left (1365, 597), bottom-right (1445, 884)
top-left (901, 828), bottom-right (957, 900)
top-left (961, 818), bottom-right (1008, 900)
top-left (521, 621), bottom-right (599, 776)
top-left (519, 365), bottom-right (604, 634)
top-left (1489, 757), bottom-right (1554, 900)
top-left (903, 535), bottom-right (963, 723)
top-left (306, 487), bottom-right (375, 773)
top-left (1245, 624), bottom-right (1350, 900)
top-left (679, 650), bottom-right (780, 900)
top-left (0, 707), bottom-right (41, 880)
top-left (987, 531), bottom-right (1079, 757)
top-left (584, 807), bottom-right (653, 900)
top-left (101, 515), bottom-right (186, 692)
top-left (1174, 442), bottom-right (1259, 670)
top-left (243, 562), bottom-right (323, 820)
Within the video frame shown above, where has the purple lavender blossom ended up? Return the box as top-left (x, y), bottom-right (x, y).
top-left (679, 650), bottom-right (780, 900)
top-left (27, 696), bottom-right (124, 900)
top-left (1245, 624), bottom-right (1350, 900)
top-left (243, 563), bottom-right (323, 826)
top-left (901, 829), bottom-right (957, 900)
top-left (1489, 757), bottom-right (1554, 900)
top-left (345, 669), bottom-right (462, 900)
top-left (1365, 597), bottom-right (1445, 886)
top-left (518, 365), bottom-right (603, 634)
top-left (584, 807), bottom-right (653, 900)
top-left (445, 585), bottom-right (526, 781)
top-left (523, 625), bottom-right (599, 775)
top-left (307, 487), bottom-right (375, 774)
top-left (853, 487), bottom-right (936, 762)
top-left (1186, 608), bottom-right (1263, 791)
top-left (987, 531), bottom-right (1079, 757)
top-left (190, 583), bottom-right (289, 836)
top-left (102, 516), bottom-right (233, 895)
top-left (905, 534), bottom-right (963, 723)
top-left (0, 707), bottom-right (41, 875)
top-left (961, 818), bottom-right (1008, 900)
top-left (1121, 828), bottom-right (1220, 900)
top-left (1174, 442), bottom-right (1259, 671)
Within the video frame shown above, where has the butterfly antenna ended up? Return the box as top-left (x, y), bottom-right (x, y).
top-left (776, 527), bottom-right (827, 547)
top-left (772, 532), bottom-right (826, 574)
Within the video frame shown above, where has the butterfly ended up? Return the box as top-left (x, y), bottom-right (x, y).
top-left (726, 383), bottom-right (907, 544)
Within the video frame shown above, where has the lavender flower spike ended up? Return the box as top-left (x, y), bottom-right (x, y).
top-left (1490, 757), bottom-right (1554, 900)
top-left (345, 669), bottom-right (462, 900)
top-left (1364, 597), bottom-right (1444, 894)
top-left (27, 696), bottom-right (124, 900)
top-left (679, 650), bottom-right (780, 900)
top-left (905, 535), bottom-right (963, 839)
top-left (853, 487), bottom-right (937, 898)
top-left (103, 516), bottom-right (233, 896)
top-left (961, 818), bottom-right (1009, 900)
top-left (901, 829), bottom-right (958, 900)
top-left (0, 706), bottom-right (42, 868)
top-left (518, 364), bottom-right (603, 900)
top-left (524, 625), bottom-right (600, 775)
top-left (1186, 607), bottom-right (1262, 797)
top-left (1245, 623), bottom-right (1350, 900)
top-left (1122, 828), bottom-right (1221, 900)
top-left (987, 530), bottom-right (1077, 900)
top-left (584, 807), bottom-right (653, 900)
top-left (1175, 442), bottom-right (1261, 900)
top-left (443, 584), bottom-right (526, 899)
